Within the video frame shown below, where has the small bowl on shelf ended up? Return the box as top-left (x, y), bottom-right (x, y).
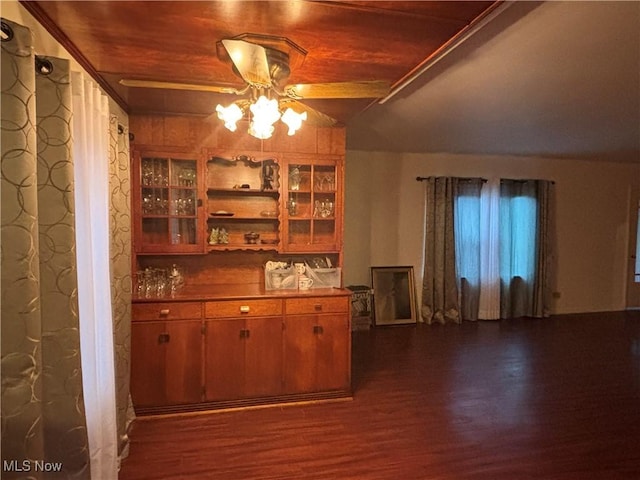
top-left (244, 232), bottom-right (260, 244)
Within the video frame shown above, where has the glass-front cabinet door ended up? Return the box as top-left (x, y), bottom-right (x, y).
top-left (133, 149), bottom-right (204, 254)
top-left (284, 156), bottom-right (342, 252)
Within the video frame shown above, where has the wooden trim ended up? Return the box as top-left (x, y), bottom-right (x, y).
top-left (133, 390), bottom-right (353, 416)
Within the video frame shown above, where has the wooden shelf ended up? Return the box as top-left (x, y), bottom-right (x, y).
top-left (142, 215), bottom-right (198, 219)
top-left (207, 243), bottom-right (280, 251)
top-left (208, 216), bottom-right (280, 221)
top-left (208, 188), bottom-right (279, 196)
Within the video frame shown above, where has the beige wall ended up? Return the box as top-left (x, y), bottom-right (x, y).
top-left (344, 150), bottom-right (640, 315)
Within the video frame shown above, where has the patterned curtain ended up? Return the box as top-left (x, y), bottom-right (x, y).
top-left (532, 180), bottom-right (554, 318)
top-left (2, 18), bottom-right (133, 478)
top-left (421, 177), bottom-right (460, 324)
top-left (109, 116), bottom-right (134, 460)
top-left (1, 18), bottom-right (90, 479)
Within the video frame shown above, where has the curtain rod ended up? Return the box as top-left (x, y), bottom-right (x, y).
top-left (501, 178), bottom-right (555, 184)
top-left (416, 177), bottom-right (555, 185)
top-left (416, 176), bottom-right (487, 183)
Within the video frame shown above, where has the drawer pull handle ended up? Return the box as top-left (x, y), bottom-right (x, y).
top-left (159, 309), bottom-right (170, 317)
top-left (239, 305), bottom-right (250, 313)
top-left (158, 333), bottom-right (170, 344)
top-left (239, 329), bottom-right (251, 339)
top-left (313, 325), bottom-right (324, 334)
top-left (314, 304), bottom-right (323, 311)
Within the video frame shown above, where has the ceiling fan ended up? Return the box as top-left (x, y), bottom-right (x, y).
top-left (120, 33), bottom-right (390, 138)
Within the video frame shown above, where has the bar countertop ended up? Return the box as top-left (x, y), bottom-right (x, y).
top-left (132, 284), bottom-right (353, 303)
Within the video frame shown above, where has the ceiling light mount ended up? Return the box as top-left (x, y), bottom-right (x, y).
top-left (216, 33), bottom-right (307, 87)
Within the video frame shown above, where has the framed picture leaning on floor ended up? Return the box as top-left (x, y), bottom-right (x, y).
top-left (371, 266), bottom-right (417, 326)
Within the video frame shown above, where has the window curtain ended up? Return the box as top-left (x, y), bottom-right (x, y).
top-left (108, 116), bottom-right (135, 462)
top-left (421, 177), bottom-right (460, 324)
top-left (477, 178), bottom-right (501, 320)
top-left (500, 179), bottom-right (553, 318)
top-left (532, 180), bottom-right (553, 318)
top-left (1, 19), bottom-right (90, 478)
top-left (2, 18), bottom-right (132, 479)
top-left (422, 176), bottom-right (553, 323)
top-left (71, 71), bottom-right (118, 479)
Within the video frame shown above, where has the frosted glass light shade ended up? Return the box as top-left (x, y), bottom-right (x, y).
top-left (281, 108), bottom-right (308, 136)
top-left (216, 103), bottom-right (243, 132)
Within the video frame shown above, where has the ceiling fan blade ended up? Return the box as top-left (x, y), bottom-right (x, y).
top-left (279, 99), bottom-right (338, 127)
top-left (119, 79), bottom-right (244, 95)
top-left (222, 39), bottom-right (272, 87)
top-left (283, 80), bottom-right (390, 99)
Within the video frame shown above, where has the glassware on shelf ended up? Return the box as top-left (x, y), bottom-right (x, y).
top-left (176, 167), bottom-right (196, 187)
top-left (313, 200), bottom-right (334, 218)
top-left (314, 172), bottom-right (335, 191)
top-left (142, 188), bottom-right (169, 215)
top-left (172, 190), bottom-right (196, 216)
top-left (135, 266), bottom-right (184, 298)
top-left (143, 158), bottom-right (169, 186)
top-left (169, 264), bottom-right (184, 296)
top-left (170, 219), bottom-right (196, 245)
top-left (287, 198), bottom-right (298, 216)
top-left (137, 154), bottom-right (201, 251)
top-left (142, 159), bottom-right (154, 186)
top-left (289, 166), bottom-right (301, 191)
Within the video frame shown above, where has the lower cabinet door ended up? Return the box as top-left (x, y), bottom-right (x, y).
top-left (204, 317), bottom-right (283, 401)
top-left (315, 314), bottom-right (351, 392)
top-left (243, 317), bottom-right (283, 398)
top-left (283, 316), bottom-right (317, 393)
top-left (131, 319), bottom-right (203, 408)
top-left (204, 318), bottom-right (245, 401)
top-left (283, 314), bottom-right (350, 393)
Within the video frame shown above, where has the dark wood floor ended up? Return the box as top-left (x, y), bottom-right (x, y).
top-left (119, 311), bottom-right (640, 479)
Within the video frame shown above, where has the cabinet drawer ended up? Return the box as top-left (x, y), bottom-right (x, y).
top-left (132, 302), bottom-right (202, 321)
top-left (205, 299), bottom-right (283, 318)
top-left (285, 296), bottom-right (349, 315)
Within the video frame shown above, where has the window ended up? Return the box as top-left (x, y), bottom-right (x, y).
top-left (499, 193), bottom-right (537, 286)
top-left (453, 179), bottom-right (542, 319)
top-left (454, 194), bottom-right (481, 288)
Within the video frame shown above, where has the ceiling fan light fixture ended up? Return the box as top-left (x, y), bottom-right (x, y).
top-left (216, 103), bottom-right (243, 132)
top-left (248, 95), bottom-right (281, 139)
top-left (281, 108), bottom-right (307, 136)
top-left (248, 121), bottom-right (274, 140)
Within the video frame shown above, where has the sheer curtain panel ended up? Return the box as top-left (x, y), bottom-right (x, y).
top-left (72, 71), bottom-right (119, 479)
top-left (477, 178), bottom-right (501, 320)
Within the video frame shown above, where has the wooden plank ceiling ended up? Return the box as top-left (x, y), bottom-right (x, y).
top-left (23, 0), bottom-right (498, 124)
